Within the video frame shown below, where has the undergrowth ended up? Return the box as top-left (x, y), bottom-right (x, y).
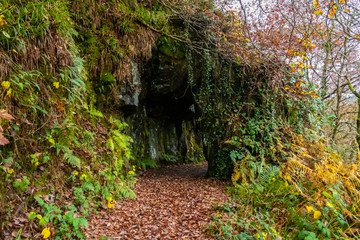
top-left (1, 0), bottom-right (359, 239)
top-left (208, 127), bottom-right (360, 239)
top-left (203, 66), bottom-right (360, 239)
top-left (0, 0), bottom-right (139, 238)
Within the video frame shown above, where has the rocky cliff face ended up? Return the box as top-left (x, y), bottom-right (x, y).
top-left (68, 0), bottom-right (235, 177)
top-left (115, 42), bottom-right (204, 165)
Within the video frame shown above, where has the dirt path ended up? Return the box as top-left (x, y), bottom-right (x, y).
top-left (86, 163), bottom-right (229, 239)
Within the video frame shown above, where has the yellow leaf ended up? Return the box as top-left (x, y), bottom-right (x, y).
top-left (314, 10), bottom-right (323, 15)
top-left (0, 15), bottom-right (7, 26)
top-left (1, 81), bottom-right (10, 89)
top-left (53, 82), bottom-right (60, 89)
top-left (41, 227), bottom-right (51, 239)
top-left (256, 232), bottom-right (267, 239)
top-left (306, 206), bottom-right (314, 212)
top-left (326, 202), bottom-right (334, 208)
top-left (48, 138), bottom-right (55, 145)
top-left (36, 214), bottom-right (42, 220)
top-left (314, 211), bottom-right (321, 219)
top-left (8, 169), bottom-right (14, 174)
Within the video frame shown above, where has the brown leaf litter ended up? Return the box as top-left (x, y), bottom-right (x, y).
top-left (86, 163), bottom-right (229, 239)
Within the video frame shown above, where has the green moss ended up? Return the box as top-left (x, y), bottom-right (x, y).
top-left (0, 0), bottom-right (77, 49)
top-left (101, 70), bottom-right (116, 84)
top-left (34, 174), bottom-right (49, 187)
top-left (158, 37), bottom-right (186, 59)
top-left (34, 188), bottom-right (52, 196)
top-left (181, 121), bottom-right (204, 164)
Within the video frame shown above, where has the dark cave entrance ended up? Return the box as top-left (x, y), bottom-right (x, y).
top-left (123, 47), bottom-right (205, 168)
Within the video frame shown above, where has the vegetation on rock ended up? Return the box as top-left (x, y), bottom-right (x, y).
top-left (0, 0), bottom-right (359, 239)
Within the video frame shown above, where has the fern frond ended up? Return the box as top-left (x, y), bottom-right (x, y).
top-left (106, 137), bottom-right (115, 151)
top-left (63, 149), bottom-right (81, 167)
top-left (90, 108), bottom-right (104, 118)
top-left (259, 165), bottom-right (280, 183)
top-left (280, 159), bottom-right (313, 184)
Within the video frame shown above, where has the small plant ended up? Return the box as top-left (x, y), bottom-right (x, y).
top-left (31, 197), bottom-right (88, 239)
top-left (160, 154), bottom-right (178, 163)
top-left (13, 176), bottom-right (30, 192)
top-left (136, 158), bottom-right (158, 171)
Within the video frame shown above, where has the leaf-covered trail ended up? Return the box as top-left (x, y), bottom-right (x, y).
top-left (86, 163), bottom-right (230, 239)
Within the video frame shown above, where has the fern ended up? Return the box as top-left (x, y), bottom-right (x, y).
top-left (106, 137), bottom-right (115, 151)
top-left (280, 159), bottom-right (313, 185)
top-left (90, 108), bottom-right (104, 118)
top-left (279, 133), bottom-right (360, 208)
top-left (259, 165), bottom-right (280, 183)
top-left (119, 185), bottom-right (136, 199)
top-left (137, 158), bottom-right (158, 170)
top-left (63, 148), bottom-right (81, 167)
top-left (111, 130), bottom-right (132, 159)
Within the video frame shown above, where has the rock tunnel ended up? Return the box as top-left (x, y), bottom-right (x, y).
top-left (117, 43), bottom-right (205, 166)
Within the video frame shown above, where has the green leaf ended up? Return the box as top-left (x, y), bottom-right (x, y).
top-left (2, 31), bottom-right (10, 38)
top-left (90, 109), bottom-right (103, 118)
top-left (39, 216), bottom-right (49, 226)
top-left (43, 156), bottom-right (50, 163)
top-left (35, 196), bottom-right (45, 207)
top-left (81, 182), bottom-right (94, 192)
top-left (106, 138), bottom-right (114, 151)
top-left (77, 217), bottom-right (88, 227)
top-left (28, 212), bottom-right (36, 220)
top-left (2, 157), bottom-right (13, 164)
top-left (322, 191), bottom-right (332, 199)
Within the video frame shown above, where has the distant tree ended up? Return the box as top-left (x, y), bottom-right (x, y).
top-left (235, 0), bottom-right (360, 159)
